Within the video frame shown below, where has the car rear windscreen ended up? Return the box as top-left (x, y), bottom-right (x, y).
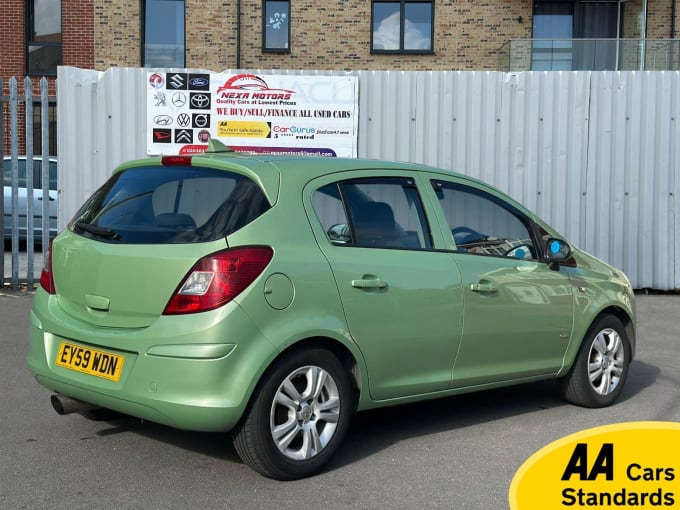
top-left (69, 165), bottom-right (270, 244)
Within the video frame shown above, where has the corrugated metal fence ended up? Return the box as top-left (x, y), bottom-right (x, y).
top-left (1, 77), bottom-right (54, 290)
top-left (48, 67), bottom-right (680, 290)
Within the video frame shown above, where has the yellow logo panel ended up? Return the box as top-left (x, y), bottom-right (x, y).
top-left (217, 120), bottom-right (271, 138)
top-left (509, 422), bottom-right (680, 509)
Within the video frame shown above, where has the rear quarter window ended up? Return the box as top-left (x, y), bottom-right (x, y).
top-left (70, 165), bottom-right (270, 244)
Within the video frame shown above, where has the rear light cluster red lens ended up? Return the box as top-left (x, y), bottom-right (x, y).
top-left (163, 246), bottom-right (274, 315)
top-left (40, 240), bottom-right (56, 294)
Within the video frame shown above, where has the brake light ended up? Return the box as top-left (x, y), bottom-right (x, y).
top-left (163, 246), bottom-right (274, 315)
top-left (40, 240), bottom-right (56, 294)
top-left (161, 156), bottom-right (192, 166)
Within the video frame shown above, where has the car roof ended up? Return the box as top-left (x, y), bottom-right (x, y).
top-left (116, 140), bottom-right (490, 205)
top-left (208, 152), bottom-right (492, 191)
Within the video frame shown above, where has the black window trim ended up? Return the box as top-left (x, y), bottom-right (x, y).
top-left (141, 0), bottom-right (187, 68)
top-left (324, 176), bottom-right (434, 251)
top-left (69, 165), bottom-right (271, 244)
top-left (431, 179), bottom-right (549, 262)
top-left (370, 0), bottom-right (435, 55)
top-left (26, 0), bottom-right (63, 77)
top-left (262, 0), bottom-right (291, 53)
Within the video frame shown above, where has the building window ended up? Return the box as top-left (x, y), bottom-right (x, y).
top-left (371, 0), bottom-right (433, 53)
top-left (532, 1), bottom-right (622, 71)
top-left (26, 0), bottom-right (62, 76)
top-left (263, 1), bottom-right (290, 52)
top-left (143, 0), bottom-right (185, 67)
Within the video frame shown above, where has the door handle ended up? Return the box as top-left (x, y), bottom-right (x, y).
top-left (470, 282), bottom-right (497, 293)
top-left (351, 278), bottom-right (387, 289)
top-left (37, 196), bottom-right (55, 201)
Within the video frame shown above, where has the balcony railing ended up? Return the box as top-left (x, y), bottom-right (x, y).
top-left (499, 39), bottom-right (680, 72)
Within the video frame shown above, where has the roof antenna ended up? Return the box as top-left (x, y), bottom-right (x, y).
top-left (205, 139), bottom-right (235, 153)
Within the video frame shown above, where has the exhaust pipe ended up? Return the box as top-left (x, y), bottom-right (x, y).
top-left (50, 393), bottom-right (100, 415)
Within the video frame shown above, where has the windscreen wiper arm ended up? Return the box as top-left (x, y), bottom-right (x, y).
top-left (74, 221), bottom-right (120, 240)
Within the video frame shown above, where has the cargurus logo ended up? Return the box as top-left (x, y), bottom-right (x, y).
top-left (290, 126), bottom-right (315, 134)
top-left (273, 125), bottom-right (315, 134)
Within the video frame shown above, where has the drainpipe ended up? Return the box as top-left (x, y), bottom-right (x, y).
top-left (640, 0), bottom-right (648, 70)
top-left (672, 0), bottom-right (677, 70)
top-left (615, 1), bottom-right (622, 70)
top-left (236, 0), bottom-right (242, 69)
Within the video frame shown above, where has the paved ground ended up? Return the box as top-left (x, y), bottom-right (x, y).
top-left (0, 290), bottom-right (678, 510)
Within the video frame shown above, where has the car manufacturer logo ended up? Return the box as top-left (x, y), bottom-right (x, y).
top-left (198, 130), bottom-right (211, 143)
top-left (190, 93), bottom-right (211, 109)
top-left (167, 73), bottom-right (187, 90)
top-left (153, 92), bottom-right (167, 107)
top-left (153, 115), bottom-right (173, 126)
top-left (192, 113), bottom-right (210, 128)
top-left (152, 128), bottom-right (172, 143)
top-left (175, 129), bottom-right (193, 143)
top-left (149, 73), bottom-right (164, 89)
top-left (189, 76), bottom-right (209, 88)
top-left (171, 92), bottom-right (187, 108)
top-left (177, 113), bottom-right (191, 127)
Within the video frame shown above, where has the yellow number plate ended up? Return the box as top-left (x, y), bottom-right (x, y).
top-left (55, 342), bottom-right (125, 382)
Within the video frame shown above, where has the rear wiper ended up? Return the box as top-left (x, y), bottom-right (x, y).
top-left (74, 221), bottom-right (120, 240)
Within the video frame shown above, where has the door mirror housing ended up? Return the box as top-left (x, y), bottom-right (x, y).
top-left (545, 238), bottom-right (572, 270)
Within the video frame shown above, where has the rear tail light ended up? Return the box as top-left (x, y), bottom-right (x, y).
top-left (163, 246), bottom-right (273, 315)
top-left (40, 240), bottom-right (56, 294)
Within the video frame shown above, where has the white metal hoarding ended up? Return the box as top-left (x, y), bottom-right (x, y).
top-left (59, 67), bottom-right (680, 290)
top-left (146, 72), bottom-right (358, 157)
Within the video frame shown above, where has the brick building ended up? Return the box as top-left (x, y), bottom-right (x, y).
top-left (92, 0), bottom-right (679, 71)
top-left (1, 0), bottom-right (93, 155)
top-left (2, 0), bottom-right (679, 154)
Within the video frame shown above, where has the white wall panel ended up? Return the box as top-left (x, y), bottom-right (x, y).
top-left (57, 67), bottom-right (680, 290)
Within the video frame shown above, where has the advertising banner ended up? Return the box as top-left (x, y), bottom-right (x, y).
top-left (146, 72), bottom-right (358, 157)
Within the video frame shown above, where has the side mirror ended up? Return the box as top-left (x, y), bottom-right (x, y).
top-left (327, 223), bottom-right (351, 244)
top-left (545, 238), bottom-right (571, 269)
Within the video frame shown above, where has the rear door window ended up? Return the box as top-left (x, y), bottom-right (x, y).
top-left (70, 166), bottom-right (270, 243)
top-left (313, 177), bottom-right (432, 250)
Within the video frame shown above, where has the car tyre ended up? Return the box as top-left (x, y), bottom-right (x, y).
top-left (560, 314), bottom-right (630, 408)
top-left (232, 348), bottom-right (352, 480)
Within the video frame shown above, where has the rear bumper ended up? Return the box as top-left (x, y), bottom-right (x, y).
top-left (27, 289), bottom-right (277, 432)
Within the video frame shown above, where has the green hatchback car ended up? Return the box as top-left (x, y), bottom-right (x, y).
top-left (28, 141), bottom-right (635, 479)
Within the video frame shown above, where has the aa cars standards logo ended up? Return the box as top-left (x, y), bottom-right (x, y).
top-left (509, 422), bottom-right (680, 509)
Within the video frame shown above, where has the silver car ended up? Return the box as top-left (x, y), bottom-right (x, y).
top-left (2, 156), bottom-right (58, 242)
